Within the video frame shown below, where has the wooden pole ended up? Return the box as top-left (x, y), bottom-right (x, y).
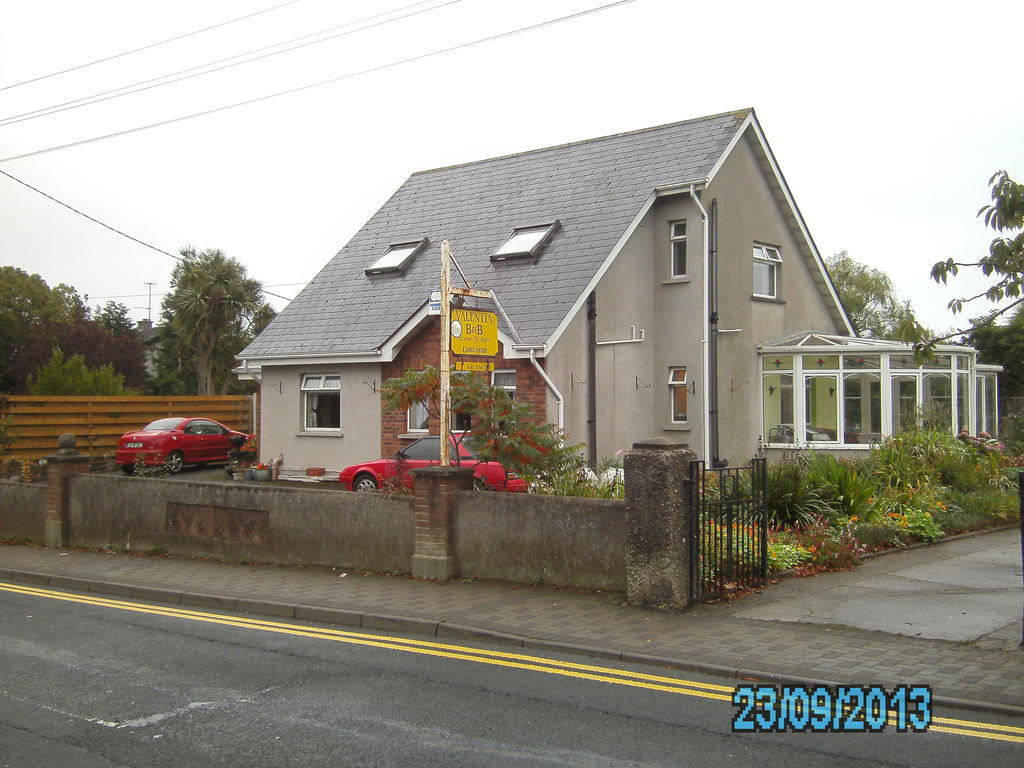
top-left (439, 240), bottom-right (452, 467)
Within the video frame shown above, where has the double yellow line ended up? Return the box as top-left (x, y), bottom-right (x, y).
top-left (2, 581), bottom-right (1021, 744)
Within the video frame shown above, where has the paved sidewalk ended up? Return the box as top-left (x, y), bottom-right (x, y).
top-left (2, 540), bottom-right (1022, 714)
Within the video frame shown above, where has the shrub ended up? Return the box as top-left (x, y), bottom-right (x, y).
top-left (778, 520), bottom-right (861, 571)
top-left (763, 460), bottom-right (831, 528)
top-left (767, 538), bottom-right (812, 572)
top-left (804, 453), bottom-right (874, 521)
top-left (936, 487), bottom-right (1019, 533)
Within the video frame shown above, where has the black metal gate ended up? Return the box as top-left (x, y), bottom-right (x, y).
top-left (688, 458), bottom-right (768, 602)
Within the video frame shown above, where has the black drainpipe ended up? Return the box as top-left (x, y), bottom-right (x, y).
top-left (587, 292), bottom-right (598, 468)
top-left (709, 197), bottom-right (726, 467)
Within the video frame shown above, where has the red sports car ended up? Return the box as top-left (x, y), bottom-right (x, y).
top-left (338, 436), bottom-right (528, 492)
top-left (115, 417), bottom-right (252, 474)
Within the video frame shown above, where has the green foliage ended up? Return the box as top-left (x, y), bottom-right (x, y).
top-left (966, 305), bottom-right (1024, 400)
top-left (922, 170), bottom-right (1024, 355)
top-left (763, 459), bottom-right (831, 528)
top-left (766, 538), bottom-right (812, 572)
top-left (381, 365), bottom-right (583, 485)
top-left (826, 251), bottom-right (927, 341)
top-left (803, 453), bottom-right (874, 521)
top-left (28, 348), bottom-right (131, 395)
top-left (935, 487), bottom-right (1019, 533)
top-left (160, 247), bottom-right (275, 395)
top-left (533, 467), bottom-right (624, 499)
top-left (96, 301), bottom-right (134, 335)
top-left (775, 521), bottom-right (862, 570)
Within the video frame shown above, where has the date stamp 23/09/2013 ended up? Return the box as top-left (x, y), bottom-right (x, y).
top-left (732, 684), bottom-right (932, 733)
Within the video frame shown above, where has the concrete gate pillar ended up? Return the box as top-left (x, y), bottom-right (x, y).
top-left (410, 465), bottom-right (474, 581)
top-left (45, 433), bottom-right (90, 548)
top-left (623, 437), bottom-right (697, 609)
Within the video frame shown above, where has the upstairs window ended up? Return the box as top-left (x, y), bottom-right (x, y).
top-left (301, 374), bottom-right (341, 429)
top-left (491, 221), bottom-right (560, 261)
top-left (365, 238), bottom-right (427, 275)
top-left (753, 244), bottom-right (782, 298)
top-left (669, 367), bottom-right (688, 423)
top-left (670, 221), bottom-right (687, 278)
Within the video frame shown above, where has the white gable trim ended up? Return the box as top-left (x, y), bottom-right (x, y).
top-left (544, 184), bottom-right (707, 353)
top-left (379, 302), bottom-right (529, 361)
top-left (709, 112), bottom-right (854, 335)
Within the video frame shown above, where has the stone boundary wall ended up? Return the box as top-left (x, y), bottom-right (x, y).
top-left (453, 491), bottom-right (627, 592)
top-left (66, 475), bottom-right (414, 571)
top-left (0, 480), bottom-right (46, 541)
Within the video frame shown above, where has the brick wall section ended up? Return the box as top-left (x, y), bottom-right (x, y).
top-left (45, 452), bottom-right (90, 547)
top-left (380, 317), bottom-right (549, 456)
top-left (411, 465), bottom-right (473, 580)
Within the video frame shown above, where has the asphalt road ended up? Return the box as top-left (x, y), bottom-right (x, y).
top-left (1, 585), bottom-right (1021, 767)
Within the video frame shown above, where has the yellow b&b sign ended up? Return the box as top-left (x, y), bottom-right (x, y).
top-left (450, 308), bottom-right (498, 356)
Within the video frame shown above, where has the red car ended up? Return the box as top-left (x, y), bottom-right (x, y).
top-left (116, 417), bottom-right (251, 474)
top-left (339, 436), bottom-right (528, 492)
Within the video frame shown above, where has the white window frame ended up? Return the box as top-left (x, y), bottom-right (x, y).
top-left (491, 369), bottom-right (517, 399)
top-left (301, 374), bottom-right (342, 431)
top-left (752, 243), bottom-right (783, 299)
top-left (491, 221), bottom-right (560, 261)
top-left (407, 399), bottom-right (430, 433)
top-left (669, 220), bottom-right (687, 278)
top-left (365, 238), bottom-right (427, 276)
top-left (668, 367), bottom-right (688, 424)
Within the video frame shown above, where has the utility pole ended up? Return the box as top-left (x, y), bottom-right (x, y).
top-left (439, 241), bottom-right (452, 467)
top-left (144, 281), bottom-right (156, 322)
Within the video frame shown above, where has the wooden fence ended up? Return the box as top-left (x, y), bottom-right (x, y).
top-left (0, 396), bottom-right (254, 461)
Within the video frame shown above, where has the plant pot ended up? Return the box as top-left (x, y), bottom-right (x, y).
top-left (252, 468), bottom-right (271, 481)
top-left (232, 471), bottom-right (246, 481)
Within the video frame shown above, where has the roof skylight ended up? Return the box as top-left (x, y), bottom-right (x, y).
top-left (491, 221), bottom-right (560, 261)
top-left (366, 239), bottom-right (427, 275)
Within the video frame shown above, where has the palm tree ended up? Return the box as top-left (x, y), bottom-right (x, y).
top-left (165, 248), bottom-right (270, 395)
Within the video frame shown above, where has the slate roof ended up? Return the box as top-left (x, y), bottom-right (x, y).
top-left (240, 109), bottom-right (749, 360)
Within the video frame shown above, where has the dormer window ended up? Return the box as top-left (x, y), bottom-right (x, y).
top-left (365, 238), bottom-right (427, 275)
top-left (491, 221), bottom-right (559, 261)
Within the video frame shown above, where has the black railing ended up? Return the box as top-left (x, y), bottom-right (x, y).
top-left (688, 458), bottom-right (768, 603)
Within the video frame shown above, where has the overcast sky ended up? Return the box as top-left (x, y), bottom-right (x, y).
top-left (1, 0), bottom-right (1021, 335)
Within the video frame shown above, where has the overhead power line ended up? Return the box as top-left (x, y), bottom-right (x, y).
top-left (0, 169), bottom-right (179, 259)
top-left (0, 0), bottom-right (455, 128)
top-left (0, 169), bottom-right (298, 302)
top-left (0, 0), bottom-right (308, 93)
top-left (0, 0), bottom-right (637, 164)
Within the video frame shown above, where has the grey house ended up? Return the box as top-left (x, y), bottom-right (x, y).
top-left (237, 108), bottom-right (997, 476)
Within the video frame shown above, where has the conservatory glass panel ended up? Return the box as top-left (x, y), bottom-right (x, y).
top-left (804, 375), bottom-right (839, 442)
top-left (843, 373), bottom-right (881, 444)
top-left (889, 354), bottom-right (917, 369)
top-left (922, 372), bottom-right (952, 430)
top-left (843, 354), bottom-right (880, 369)
top-left (975, 377), bottom-right (984, 433)
top-left (984, 375), bottom-right (997, 436)
top-left (956, 373), bottom-right (969, 433)
top-left (802, 354), bottom-right (840, 370)
top-left (763, 373), bottom-right (795, 443)
top-left (922, 354), bottom-right (952, 369)
top-left (891, 375), bottom-right (918, 432)
top-left (763, 355), bottom-right (793, 371)
top-left (955, 355), bottom-right (969, 369)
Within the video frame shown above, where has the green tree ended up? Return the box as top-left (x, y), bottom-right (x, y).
top-left (96, 301), bottom-right (135, 335)
top-left (926, 170), bottom-right (1024, 350)
top-left (28, 348), bottom-right (130, 395)
top-left (162, 247), bottom-right (274, 395)
top-left (964, 305), bottom-right (1024, 400)
top-left (826, 251), bottom-right (926, 340)
top-left (0, 267), bottom-right (84, 391)
top-left (381, 365), bottom-right (582, 483)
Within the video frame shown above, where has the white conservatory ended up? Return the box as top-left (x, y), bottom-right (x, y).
top-left (759, 333), bottom-right (1001, 450)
